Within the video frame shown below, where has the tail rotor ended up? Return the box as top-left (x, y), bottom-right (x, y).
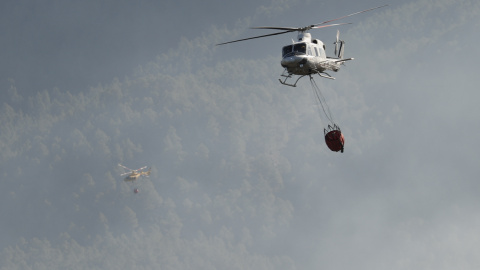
top-left (334, 30), bottom-right (345, 58)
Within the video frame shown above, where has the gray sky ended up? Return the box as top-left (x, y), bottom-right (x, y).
top-left (1, 0), bottom-right (480, 269)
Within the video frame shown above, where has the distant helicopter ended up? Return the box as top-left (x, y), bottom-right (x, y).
top-left (217, 5), bottom-right (387, 87)
top-left (118, 164), bottom-right (151, 182)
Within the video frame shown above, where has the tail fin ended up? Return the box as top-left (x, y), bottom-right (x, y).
top-left (145, 168), bottom-right (151, 176)
top-left (334, 30), bottom-right (345, 59)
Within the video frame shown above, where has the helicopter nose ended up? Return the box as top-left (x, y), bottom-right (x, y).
top-left (281, 56), bottom-right (306, 68)
top-left (281, 56), bottom-right (296, 68)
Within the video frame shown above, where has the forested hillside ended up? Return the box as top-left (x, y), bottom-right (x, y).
top-left (0, 44), bottom-right (329, 268)
top-left (3, 0), bottom-right (480, 268)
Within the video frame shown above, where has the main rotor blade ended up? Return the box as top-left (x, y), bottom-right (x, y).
top-left (118, 164), bottom-right (132, 171)
top-left (250, 26), bottom-right (301, 31)
top-left (251, 23), bottom-right (350, 32)
top-left (311, 22), bottom-right (352, 29)
top-left (312, 4), bottom-right (388, 27)
top-left (135, 166), bottom-right (148, 171)
top-left (216, 30), bottom-right (293, 46)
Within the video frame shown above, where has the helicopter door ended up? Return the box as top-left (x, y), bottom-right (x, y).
top-left (317, 46), bottom-right (326, 58)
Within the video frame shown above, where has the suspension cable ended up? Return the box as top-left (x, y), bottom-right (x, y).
top-left (309, 75), bottom-right (335, 125)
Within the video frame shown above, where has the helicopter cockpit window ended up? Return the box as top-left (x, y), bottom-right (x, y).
top-left (293, 43), bottom-right (307, 55)
top-left (283, 43), bottom-right (307, 57)
top-left (282, 45), bottom-right (293, 57)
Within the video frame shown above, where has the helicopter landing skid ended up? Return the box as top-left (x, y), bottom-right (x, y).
top-left (279, 70), bottom-right (336, 87)
top-left (279, 75), bottom-right (305, 87)
top-left (279, 71), bottom-right (306, 87)
top-left (317, 72), bottom-right (336, 80)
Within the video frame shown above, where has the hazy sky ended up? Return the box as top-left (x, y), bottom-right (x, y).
top-left (1, 0), bottom-right (480, 269)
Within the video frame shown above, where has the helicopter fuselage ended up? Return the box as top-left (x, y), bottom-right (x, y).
top-left (124, 173), bottom-right (141, 182)
top-left (124, 169), bottom-right (151, 182)
top-left (281, 33), bottom-right (344, 76)
top-left (277, 32), bottom-right (353, 86)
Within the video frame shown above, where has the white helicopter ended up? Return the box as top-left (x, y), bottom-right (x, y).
top-left (217, 5), bottom-right (387, 87)
top-left (118, 164), bottom-right (151, 182)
